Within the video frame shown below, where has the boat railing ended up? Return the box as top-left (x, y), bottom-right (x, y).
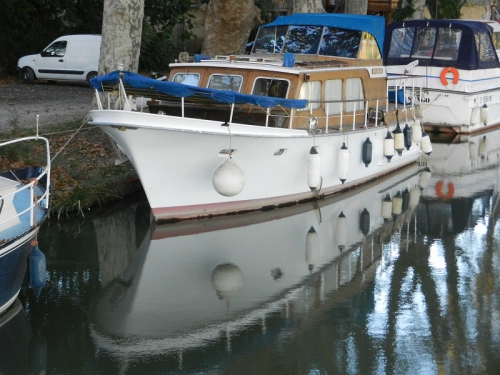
top-left (286, 96), bottom-right (386, 132)
top-left (0, 136), bottom-right (51, 228)
top-left (386, 75), bottom-right (423, 112)
top-left (103, 73), bottom-right (424, 133)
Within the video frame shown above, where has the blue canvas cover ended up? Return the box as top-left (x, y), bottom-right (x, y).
top-left (263, 13), bottom-right (386, 55)
top-left (90, 71), bottom-right (308, 109)
top-left (384, 19), bottom-right (500, 70)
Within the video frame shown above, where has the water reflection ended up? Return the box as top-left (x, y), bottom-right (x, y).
top-left (0, 299), bottom-right (46, 375)
top-left (9, 132), bottom-right (500, 373)
top-left (88, 165), bottom-right (424, 364)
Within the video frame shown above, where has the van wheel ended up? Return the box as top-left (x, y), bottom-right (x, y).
top-left (86, 71), bottom-right (97, 87)
top-left (22, 68), bottom-right (35, 84)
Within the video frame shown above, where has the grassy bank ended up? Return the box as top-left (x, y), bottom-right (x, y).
top-left (0, 119), bottom-right (142, 218)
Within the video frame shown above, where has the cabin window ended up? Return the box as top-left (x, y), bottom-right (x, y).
top-left (412, 27), bottom-right (437, 58)
top-left (319, 27), bottom-right (361, 58)
top-left (388, 27), bottom-right (415, 58)
top-left (475, 32), bottom-right (497, 62)
top-left (492, 32), bottom-right (500, 51)
top-left (358, 32), bottom-right (382, 59)
top-left (252, 78), bottom-right (289, 98)
top-left (208, 74), bottom-right (243, 92)
top-left (252, 26), bottom-right (287, 54)
top-left (345, 78), bottom-right (364, 112)
top-left (324, 79), bottom-right (342, 115)
top-left (172, 73), bottom-right (200, 86)
top-left (285, 26), bottom-right (323, 54)
top-left (434, 28), bottom-right (461, 60)
top-left (298, 81), bottom-right (321, 111)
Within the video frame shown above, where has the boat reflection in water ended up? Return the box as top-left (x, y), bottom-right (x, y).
top-left (90, 163), bottom-right (425, 360)
top-left (0, 299), bottom-right (46, 375)
top-left (423, 128), bottom-right (500, 234)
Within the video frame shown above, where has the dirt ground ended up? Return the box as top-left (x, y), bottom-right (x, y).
top-left (0, 78), bottom-right (141, 216)
top-left (0, 80), bottom-right (94, 131)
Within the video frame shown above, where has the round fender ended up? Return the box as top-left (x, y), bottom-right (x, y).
top-left (440, 67), bottom-right (459, 86)
top-left (435, 180), bottom-right (454, 200)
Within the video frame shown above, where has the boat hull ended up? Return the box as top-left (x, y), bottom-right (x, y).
top-left (0, 228), bottom-right (38, 315)
top-left (89, 110), bottom-right (424, 221)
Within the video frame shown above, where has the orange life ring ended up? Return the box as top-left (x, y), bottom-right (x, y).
top-left (435, 180), bottom-right (454, 200)
top-left (440, 67), bottom-right (459, 86)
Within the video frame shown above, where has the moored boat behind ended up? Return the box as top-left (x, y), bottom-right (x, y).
top-left (384, 19), bottom-right (500, 134)
top-left (0, 135), bottom-right (51, 315)
top-left (89, 13), bottom-right (429, 222)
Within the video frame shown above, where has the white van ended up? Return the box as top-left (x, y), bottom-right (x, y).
top-left (17, 35), bottom-right (101, 85)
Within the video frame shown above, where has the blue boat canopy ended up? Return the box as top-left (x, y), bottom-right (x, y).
top-left (384, 19), bottom-right (500, 70)
top-left (252, 13), bottom-right (385, 58)
top-left (90, 71), bottom-right (308, 109)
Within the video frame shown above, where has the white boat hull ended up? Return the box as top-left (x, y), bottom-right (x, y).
top-left (89, 110), bottom-right (424, 221)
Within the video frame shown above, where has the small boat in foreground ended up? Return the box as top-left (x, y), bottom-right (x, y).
top-left (384, 19), bottom-right (500, 134)
top-left (0, 136), bottom-right (50, 315)
top-left (89, 13), bottom-right (430, 222)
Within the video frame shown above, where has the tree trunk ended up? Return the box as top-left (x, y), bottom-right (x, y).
top-left (413, 0), bottom-right (426, 19)
top-left (293, 0), bottom-right (326, 13)
top-left (99, 0), bottom-right (145, 74)
top-left (202, 0), bottom-right (261, 56)
top-left (346, 0), bottom-right (368, 15)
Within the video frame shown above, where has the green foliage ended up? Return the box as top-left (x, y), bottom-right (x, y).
top-left (0, 0), bottom-right (104, 75)
top-left (140, 0), bottom-right (194, 72)
top-left (426, 0), bottom-right (467, 19)
top-left (393, 0), bottom-right (415, 21)
top-left (0, 0), bottom-right (193, 75)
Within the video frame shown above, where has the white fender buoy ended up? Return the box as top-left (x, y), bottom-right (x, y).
top-left (336, 211), bottom-right (347, 251)
top-left (381, 193), bottom-right (392, 221)
top-left (418, 167), bottom-right (432, 190)
top-left (308, 146), bottom-right (321, 191)
top-left (411, 119), bottom-right (422, 144)
top-left (213, 157), bottom-right (245, 196)
top-left (393, 124), bottom-right (404, 156)
top-left (211, 263), bottom-right (243, 301)
top-left (409, 186), bottom-right (421, 209)
top-left (469, 141), bottom-right (478, 161)
top-left (470, 107), bottom-right (480, 126)
top-left (392, 191), bottom-right (403, 217)
top-left (359, 208), bottom-right (370, 236)
top-left (338, 143), bottom-right (349, 183)
top-left (421, 133), bottom-right (432, 156)
top-left (481, 104), bottom-right (489, 125)
top-left (305, 226), bottom-right (320, 271)
top-left (384, 131), bottom-right (395, 162)
top-left (403, 123), bottom-right (412, 150)
top-left (362, 138), bottom-right (372, 167)
top-left (479, 136), bottom-right (487, 159)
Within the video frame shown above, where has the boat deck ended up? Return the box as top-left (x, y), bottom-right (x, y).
top-left (0, 182), bottom-right (47, 247)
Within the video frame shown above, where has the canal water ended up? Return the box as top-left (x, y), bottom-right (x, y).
top-left (2, 131), bottom-right (500, 375)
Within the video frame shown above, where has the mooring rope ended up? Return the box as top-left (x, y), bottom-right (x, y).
top-left (50, 113), bottom-right (91, 163)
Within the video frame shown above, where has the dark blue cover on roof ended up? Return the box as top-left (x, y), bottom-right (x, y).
top-left (89, 71), bottom-right (308, 109)
top-left (263, 13), bottom-right (386, 54)
top-left (384, 19), bottom-right (500, 70)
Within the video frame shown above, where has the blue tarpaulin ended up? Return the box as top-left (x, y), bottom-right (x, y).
top-left (90, 71), bottom-right (308, 109)
top-left (263, 13), bottom-right (386, 55)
